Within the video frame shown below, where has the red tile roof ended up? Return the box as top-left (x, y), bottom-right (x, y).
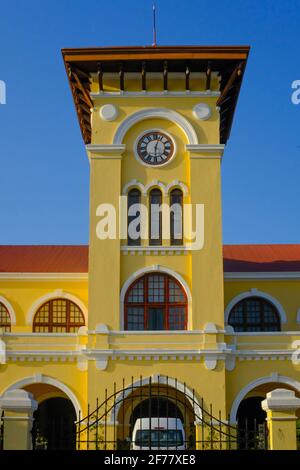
top-left (223, 244), bottom-right (300, 272)
top-left (0, 246), bottom-right (88, 273)
top-left (0, 244), bottom-right (299, 273)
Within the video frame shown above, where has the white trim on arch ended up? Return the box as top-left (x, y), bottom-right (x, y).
top-left (144, 180), bottom-right (167, 195)
top-left (1, 374), bottom-right (82, 420)
top-left (224, 288), bottom-right (287, 325)
top-left (229, 374), bottom-right (300, 423)
top-left (122, 179), bottom-right (189, 196)
top-left (166, 180), bottom-right (189, 195)
top-left (120, 265), bottom-right (192, 330)
top-left (27, 290), bottom-right (88, 326)
top-left (122, 179), bottom-right (145, 195)
top-left (110, 374), bottom-right (202, 424)
top-left (113, 108), bottom-right (198, 145)
top-left (0, 296), bottom-right (16, 325)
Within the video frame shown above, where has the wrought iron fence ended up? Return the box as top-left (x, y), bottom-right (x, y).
top-left (75, 376), bottom-right (268, 451)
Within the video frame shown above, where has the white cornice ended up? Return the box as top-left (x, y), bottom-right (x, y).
top-left (186, 144), bottom-right (225, 155)
top-left (0, 273), bottom-right (88, 280)
top-left (85, 144), bottom-right (126, 158)
top-left (225, 271), bottom-right (300, 280)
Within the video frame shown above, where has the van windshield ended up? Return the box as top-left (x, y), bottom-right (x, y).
top-left (135, 429), bottom-right (184, 447)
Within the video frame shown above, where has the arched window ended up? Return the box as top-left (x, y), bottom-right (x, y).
top-left (33, 299), bottom-right (85, 333)
top-left (228, 297), bottom-right (280, 332)
top-left (125, 273), bottom-right (187, 330)
top-left (170, 189), bottom-right (183, 245)
top-left (128, 188), bottom-right (141, 246)
top-left (0, 302), bottom-right (11, 332)
top-left (149, 189), bottom-right (162, 245)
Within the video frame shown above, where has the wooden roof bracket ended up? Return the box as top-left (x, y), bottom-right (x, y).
top-left (216, 62), bottom-right (244, 107)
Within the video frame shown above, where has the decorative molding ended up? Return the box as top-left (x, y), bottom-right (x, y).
top-left (119, 265), bottom-right (192, 330)
top-left (204, 322), bottom-right (218, 334)
top-left (2, 375), bottom-right (82, 419)
top-left (99, 104), bottom-right (118, 121)
top-left (0, 296), bottom-right (16, 325)
top-left (225, 355), bottom-right (236, 371)
top-left (230, 375), bottom-right (300, 423)
top-left (224, 289), bottom-right (287, 325)
top-left (0, 389), bottom-right (37, 412)
top-left (204, 357), bottom-right (217, 370)
top-left (95, 355), bottom-right (109, 371)
top-left (95, 323), bottom-right (109, 334)
top-left (0, 273), bottom-right (88, 280)
top-left (85, 144), bottom-right (126, 159)
top-left (166, 180), bottom-right (188, 195)
top-left (103, 329), bottom-right (226, 335)
top-left (113, 108), bottom-right (198, 145)
top-left (193, 103), bottom-right (212, 121)
top-left (144, 179), bottom-right (168, 194)
top-left (2, 332), bottom-right (78, 337)
top-left (122, 179), bottom-right (145, 195)
top-left (121, 246), bottom-right (190, 255)
top-left (186, 144), bottom-right (225, 155)
top-left (26, 290), bottom-right (88, 326)
top-left (261, 388), bottom-right (300, 412)
top-left (122, 179), bottom-right (189, 196)
top-left (225, 271), bottom-right (300, 280)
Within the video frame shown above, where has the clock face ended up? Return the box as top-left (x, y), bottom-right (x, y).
top-left (136, 131), bottom-right (174, 166)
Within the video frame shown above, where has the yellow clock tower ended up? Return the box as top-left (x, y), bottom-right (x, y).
top-left (61, 45), bottom-right (249, 446)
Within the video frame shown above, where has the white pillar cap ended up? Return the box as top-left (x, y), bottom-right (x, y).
top-left (261, 388), bottom-right (300, 412)
top-left (0, 389), bottom-right (38, 412)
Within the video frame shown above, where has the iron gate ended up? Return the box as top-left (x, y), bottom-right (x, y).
top-left (75, 376), bottom-right (268, 451)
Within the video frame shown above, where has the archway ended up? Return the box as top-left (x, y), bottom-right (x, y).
top-left (2, 378), bottom-right (81, 450)
top-left (115, 381), bottom-right (195, 449)
top-left (32, 397), bottom-right (76, 450)
top-left (231, 377), bottom-right (300, 450)
top-left (22, 382), bottom-right (77, 450)
top-left (236, 396), bottom-right (266, 450)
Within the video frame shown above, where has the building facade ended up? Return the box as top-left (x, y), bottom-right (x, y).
top-left (1, 46), bottom-right (300, 450)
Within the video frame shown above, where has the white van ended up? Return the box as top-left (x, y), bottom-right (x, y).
top-left (131, 417), bottom-right (185, 450)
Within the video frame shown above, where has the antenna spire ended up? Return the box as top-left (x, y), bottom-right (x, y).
top-left (152, 2), bottom-right (157, 47)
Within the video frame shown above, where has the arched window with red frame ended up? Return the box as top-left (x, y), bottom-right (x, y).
top-left (0, 302), bottom-right (11, 332)
top-left (33, 298), bottom-right (85, 333)
top-left (124, 273), bottom-right (188, 331)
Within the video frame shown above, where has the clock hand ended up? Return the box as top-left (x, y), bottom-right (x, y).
top-left (154, 141), bottom-right (159, 156)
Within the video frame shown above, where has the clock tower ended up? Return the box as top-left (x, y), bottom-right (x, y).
top-left (63, 45), bottom-right (249, 424)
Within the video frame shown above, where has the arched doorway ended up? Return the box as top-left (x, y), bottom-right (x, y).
top-left (236, 396), bottom-right (266, 449)
top-left (32, 397), bottom-right (76, 450)
top-left (116, 381), bottom-right (195, 449)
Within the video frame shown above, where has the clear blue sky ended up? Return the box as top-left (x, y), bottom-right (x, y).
top-left (0, 0), bottom-right (299, 245)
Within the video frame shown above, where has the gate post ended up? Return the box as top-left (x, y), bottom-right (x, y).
top-left (0, 389), bottom-right (38, 450)
top-left (261, 388), bottom-right (300, 450)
